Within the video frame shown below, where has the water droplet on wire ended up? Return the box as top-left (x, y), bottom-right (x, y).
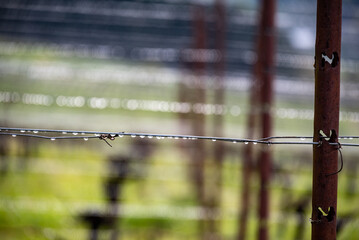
top-left (212, 139), bottom-right (216, 142)
top-left (72, 132), bottom-right (78, 135)
top-left (20, 130), bottom-right (25, 133)
top-left (131, 135), bottom-right (136, 138)
top-left (33, 131), bottom-right (38, 134)
top-left (244, 142), bottom-right (249, 145)
top-left (147, 136), bottom-right (153, 139)
top-left (140, 135), bottom-right (145, 138)
top-left (253, 142), bottom-right (257, 145)
top-left (12, 134), bottom-right (16, 137)
top-left (51, 138), bottom-right (56, 141)
top-left (62, 131), bottom-right (67, 134)
top-left (84, 138), bottom-right (89, 141)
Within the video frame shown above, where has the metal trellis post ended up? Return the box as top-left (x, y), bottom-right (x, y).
top-left (191, 5), bottom-right (207, 240)
top-left (208, 0), bottom-right (226, 239)
top-left (311, 0), bottom-right (342, 239)
top-left (257, 0), bottom-right (276, 239)
top-left (238, 57), bottom-right (259, 240)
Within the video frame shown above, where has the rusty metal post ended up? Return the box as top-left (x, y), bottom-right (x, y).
top-left (191, 3), bottom-right (206, 206)
top-left (190, 5), bottom-right (207, 240)
top-left (311, 0), bottom-right (342, 239)
top-left (213, 0), bottom-right (225, 138)
top-left (257, 0), bottom-right (276, 239)
top-left (207, 1), bottom-right (226, 239)
top-left (238, 61), bottom-right (259, 240)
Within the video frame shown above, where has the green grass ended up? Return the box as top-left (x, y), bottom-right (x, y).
top-left (1, 139), bottom-right (359, 239)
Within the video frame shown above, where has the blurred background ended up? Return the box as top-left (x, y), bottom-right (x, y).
top-left (1, 0), bottom-right (359, 239)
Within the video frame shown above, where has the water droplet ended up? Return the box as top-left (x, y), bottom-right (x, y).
top-left (174, 137), bottom-right (179, 140)
top-left (147, 136), bottom-right (153, 139)
top-left (212, 139), bottom-right (216, 142)
top-left (253, 142), bottom-right (257, 145)
top-left (62, 132), bottom-right (67, 134)
top-left (182, 137), bottom-right (188, 140)
top-left (20, 130), bottom-right (25, 133)
top-left (119, 134), bottom-right (124, 138)
top-left (72, 132), bottom-right (78, 135)
top-left (140, 135), bottom-right (145, 138)
top-left (131, 135), bottom-right (136, 138)
top-left (233, 141), bottom-right (237, 143)
top-left (300, 137), bottom-right (305, 140)
top-left (349, 137), bottom-right (353, 140)
top-left (12, 134), bottom-right (16, 137)
top-left (84, 138), bottom-right (89, 141)
top-left (110, 134), bottom-right (116, 137)
top-left (338, 137), bottom-right (341, 140)
top-left (167, 136), bottom-right (173, 139)
top-left (51, 138), bottom-right (56, 141)
top-left (94, 133), bottom-right (100, 137)
top-left (244, 142), bottom-right (249, 145)
top-left (156, 136), bottom-right (161, 139)
top-left (33, 130), bottom-right (38, 133)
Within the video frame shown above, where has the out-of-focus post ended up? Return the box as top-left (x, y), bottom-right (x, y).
top-left (207, 0), bottom-right (226, 239)
top-left (311, 0), bottom-right (342, 239)
top-left (191, 5), bottom-right (207, 240)
top-left (238, 62), bottom-right (259, 240)
top-left (256, 0), bottom-right (276, 239)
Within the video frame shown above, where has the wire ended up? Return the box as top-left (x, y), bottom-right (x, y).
top-left (326, 144), bottom-right (344, 176)
top-left (1, 127), bottom-right (359, 148)
top-left (0, 126), bottom-right (353, 146)
top-left (0, 127), bottom-right (352, 177)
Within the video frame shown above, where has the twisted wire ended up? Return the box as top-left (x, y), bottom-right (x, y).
top-left (2, 127), bottom-right (358, 146)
